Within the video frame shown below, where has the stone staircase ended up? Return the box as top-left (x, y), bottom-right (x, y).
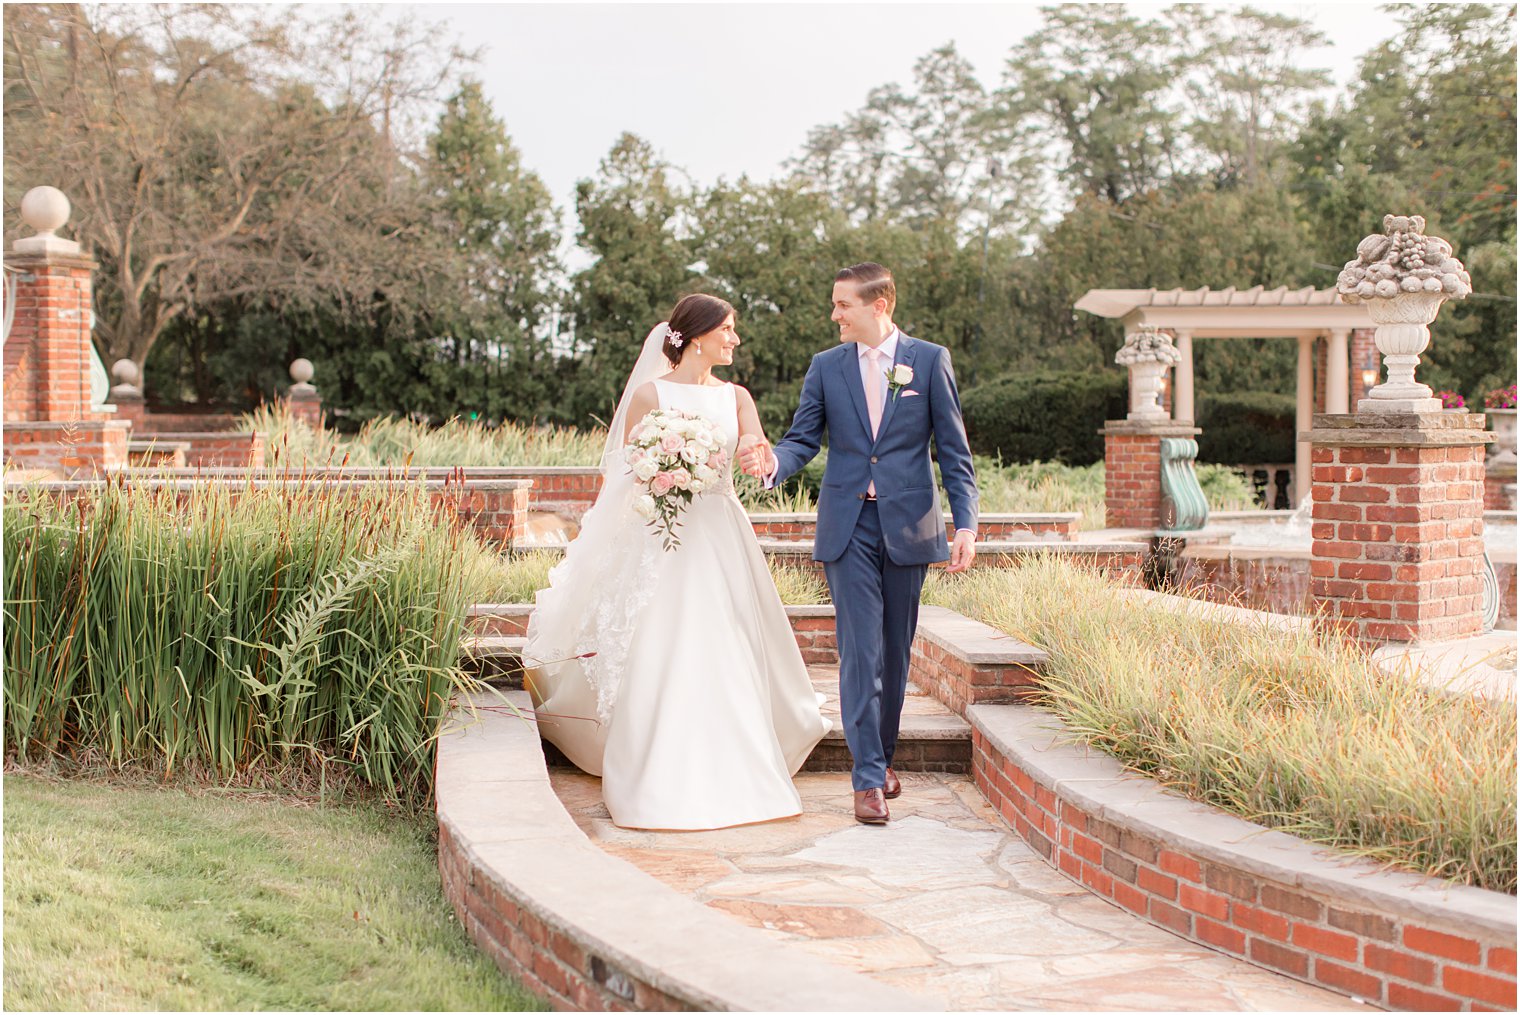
top-left (458, 619), bottom-right (974, 774)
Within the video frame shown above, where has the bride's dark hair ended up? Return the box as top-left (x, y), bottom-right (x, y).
top-left (663, 294), bottom-right (735, 365)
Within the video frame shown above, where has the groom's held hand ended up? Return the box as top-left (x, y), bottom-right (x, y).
top-left (738, 439), bottom-right (774, 478)
top-left (946, 529), bottom-right (977, 573)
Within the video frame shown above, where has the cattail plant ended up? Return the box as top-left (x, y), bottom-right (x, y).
top-left (4, 473), bottom-right (502, 808)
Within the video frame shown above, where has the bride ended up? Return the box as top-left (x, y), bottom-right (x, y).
top-left (522, 293), bottom-right (831, 831)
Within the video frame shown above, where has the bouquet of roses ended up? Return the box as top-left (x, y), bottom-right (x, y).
top-left (625, 409), bottom-right (729, 550)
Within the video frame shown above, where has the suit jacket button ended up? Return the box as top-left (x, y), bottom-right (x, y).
top-left (858, 493), bottom-right (866, 500)
top-left (870, 456), bottom-right (879, 464)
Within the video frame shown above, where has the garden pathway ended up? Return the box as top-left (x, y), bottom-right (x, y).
top-left (547, 668), bottom-right (1363, 1012)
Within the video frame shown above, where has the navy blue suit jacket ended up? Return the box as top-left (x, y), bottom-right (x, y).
top-left (771, 335), bottom-right (979, 565)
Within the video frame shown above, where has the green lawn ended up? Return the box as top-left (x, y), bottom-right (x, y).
top-left (3, 771), bottom-right (546, 1011)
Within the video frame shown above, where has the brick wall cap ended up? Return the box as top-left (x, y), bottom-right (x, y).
top-left (128, 440), bottom-right (192, 452)
top-left (1307, 412), bottom-right (1494, 448)
top-left (2, 420), bottom-right (132, 434)
top-left (134, 431), bottom-right (265, 441)
top-left (969, 702), bottom-right (1516, 941)
top-left (749, 511), bottom-right (1082, 525)
top-left (438, 691), bottom-right (931, 1011)
top-left (1, 475), bottom-right (533, 494)
top-left (1101, 421), bottom-right (1203, 437)
top-left (3, 251), bottom-right (99, 271)
top-left (916, 605), bottom-right (1050, 665)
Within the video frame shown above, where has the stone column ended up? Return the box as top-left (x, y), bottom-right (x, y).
top-left (1325, 328), bottom-right (1351, 414)
top-left (1172, 328), bottom-right (1194, 423)
top-left (1312, 214), bottom-right (1489, 644)
top-left (1, 187), bottom-right (128, 474)
top-left (1294, 333), bottom-right (1314, 505)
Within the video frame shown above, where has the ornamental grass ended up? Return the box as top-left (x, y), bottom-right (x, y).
top-left (243, 402), bottom-right (604, 468)
top-left (3, 475), bottom-right (497, 809)
top-left (925, 556), bottom-right (1518, 893)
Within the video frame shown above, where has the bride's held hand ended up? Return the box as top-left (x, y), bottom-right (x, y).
top-left (736, 434), bottom-right (773, 478)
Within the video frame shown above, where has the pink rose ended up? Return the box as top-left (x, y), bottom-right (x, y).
top-left (660, 434), bottom-right (684, 453)
top-left (707, 451), bottom-right (727, 470)
top-left (651, 472), bottom-right (676, 496)
top-left (670, 468), bottom-right (691, 490)
top-left (627, 447), bottom-right (645, 465)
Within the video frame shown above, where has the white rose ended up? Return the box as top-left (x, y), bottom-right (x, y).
top-left (694, 431), bottom-right (715, 448)
top-left (891, 364), bottom-right (914, 386)
top-left (633, 458), bottom-right (660, 481)
top-left (633, 495), bottom-right (657, 519)
top-left (669, 418), bottom-right (693, 437)
top-left (679, 445), bottom-right (705, 465)
top-left (689, 479), bottom-right (706, 494)
top-left (694, 464), bottom-right (717, 484)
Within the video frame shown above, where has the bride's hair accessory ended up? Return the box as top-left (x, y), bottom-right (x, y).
top-left (662, 294), bottom-right (735, 365)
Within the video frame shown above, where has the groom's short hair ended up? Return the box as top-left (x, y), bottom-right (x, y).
top-left (836, 263), bottom-right (896, 316)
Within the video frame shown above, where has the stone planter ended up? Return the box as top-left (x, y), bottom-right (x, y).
top-left (1487, 407), bottom-right (1517, 458)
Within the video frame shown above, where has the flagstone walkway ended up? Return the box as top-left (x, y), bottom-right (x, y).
top-left (549, 769), bottom-right (1363, 1012)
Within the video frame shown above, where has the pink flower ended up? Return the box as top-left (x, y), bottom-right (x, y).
top-left (660, 433), bottom-right (684, 453)
top-left (670, 468), bottom-right (691, 490)
top-left (627, 447), bottom-right (645, 465)
top-left (707, 451), bottom-right (727, 470)
top-left (651, 472), bottom-right (676, 496)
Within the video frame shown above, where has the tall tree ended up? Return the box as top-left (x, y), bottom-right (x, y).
top-left (790, 44), bottom-right (1036, 238)
top-left (423, 79), bottom-right (562, 420)
top-left (567, 133), bottom-right (695, 427)
top-left (1167, 5), bottom-right (1332, 187)
top-left (996, 4), bottom-right (1185, 205)
top-left (3, 4), bottom-right (465, 374)
top-left (1291, 3), bottom-right (1516, 397)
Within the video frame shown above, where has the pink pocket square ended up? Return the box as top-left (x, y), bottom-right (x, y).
top-left (901, 390), bottom-right (921, 398)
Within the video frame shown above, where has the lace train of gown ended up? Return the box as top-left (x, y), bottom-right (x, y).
top-left (525, 379), bottom-right (830, 830)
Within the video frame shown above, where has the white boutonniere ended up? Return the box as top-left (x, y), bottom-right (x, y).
top-left (886, 363), bottom-right (914, 399)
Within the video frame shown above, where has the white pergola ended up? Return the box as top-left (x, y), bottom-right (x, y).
top-left (1075, 286), bottom-right (1375, 503)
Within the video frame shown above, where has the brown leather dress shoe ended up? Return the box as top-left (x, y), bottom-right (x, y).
top-left (854, 788), bottom-right (889, 824)
top-left (884, 767), bottom-right (902, 799)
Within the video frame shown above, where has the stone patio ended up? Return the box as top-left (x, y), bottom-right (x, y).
top-left (549, 769), bottom-right (1362, 1011)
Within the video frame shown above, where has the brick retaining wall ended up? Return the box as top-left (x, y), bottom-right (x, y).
top-left (969, 708), bottom-right (1516, 1012)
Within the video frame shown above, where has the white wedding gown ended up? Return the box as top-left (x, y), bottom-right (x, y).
top-left (524, 379), bottom-right (830, 830)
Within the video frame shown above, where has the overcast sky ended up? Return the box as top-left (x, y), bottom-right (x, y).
top-left (403, 1), bottom-right (1400, 220)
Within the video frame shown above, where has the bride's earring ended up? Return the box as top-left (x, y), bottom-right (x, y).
top-left (696, 343), bottom-right (703, 356)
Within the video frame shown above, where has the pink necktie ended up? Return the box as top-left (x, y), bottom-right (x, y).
top-left (866, 348), bottom-right (884, 497)
top-left (866, 348), bottom-right (885, 438)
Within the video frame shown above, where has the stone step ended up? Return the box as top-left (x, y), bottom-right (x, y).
top-left (458, 640), bottom-right (970, 774)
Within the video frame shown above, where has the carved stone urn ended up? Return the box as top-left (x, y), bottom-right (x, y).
top-left (1336, 214), bottom-right (1472, 414)
top-left (1115, 325), bottom-right (1181, 421)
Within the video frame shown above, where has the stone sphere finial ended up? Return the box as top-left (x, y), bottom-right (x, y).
top-left (14, 186), bottom-right (81, 255)
top-left (110, 359), bottom-right (139, 386)
top-left (21, 186), bottom-right (70, 235)
top-left (289, 358), bottom-right (314, 384)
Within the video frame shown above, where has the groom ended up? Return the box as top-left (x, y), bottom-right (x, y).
top-left (742, 263), bottom-right (978, 825)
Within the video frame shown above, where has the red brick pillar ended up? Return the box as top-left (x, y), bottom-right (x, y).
top-left (1102, 421), bottom-right (1201, 530)
top-left (2, 187), bottom-right (128, 473)
top-left (1309, 413), bottom-right (1492, 644)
